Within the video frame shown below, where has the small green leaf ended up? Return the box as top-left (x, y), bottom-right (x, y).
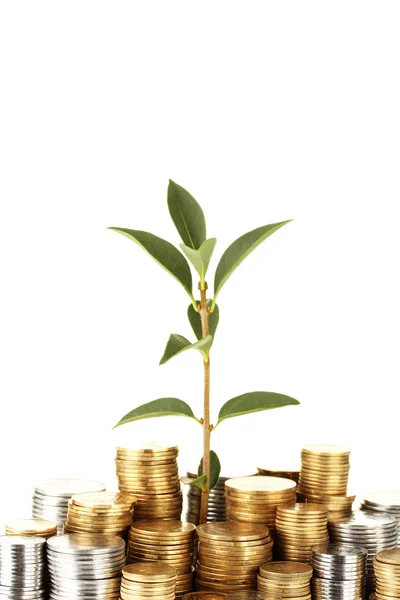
top-left (167, 180), bottom-right (206, 249)
top-left (108, 228), bottom-right (194, 302)
top-left (187, 300), bottom-right (219, 341)
top-left (113, 398), bottom-right (201, 428)
top-left (212, 221), bottom-right (292, 309)
top-left (215, 391), bottom-right (300, 427)
top-left (180, 238), bottom-right (217, 284)
top-left (198, 450), bottom-right (221, 490)
top-left (181, 475), bottom-right (208, 492)
top-left (159, 334), bottom-right (213, 365)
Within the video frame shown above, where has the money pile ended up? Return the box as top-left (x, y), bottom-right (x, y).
top-left (32, 478), bottom-right (105, 532)
top-left (116, 445), bottom-right (182, 521)
top-left (257, 561), bottom-right (313, 599)
top-left (374, 549), bottom-right (400, 599)
top-left (196, 522), bottom-right (273, 593)
top-left (64, 491), bottom-right (136, 535)
top-left (120, 563), bottom-right (177, 600)
top-left (5, 518), bottom-right (57, 539)
top-left (276, 503), bottom-right (329, 563)
top-left (362, 492), bottom-right (400, 544)
top-left (47, 533), bottom-right (125, 599)
top-left (225, 476), bottom-right (296, 536)
top-left (257, 461), bottom-right (300, 484)
top-left (311, 543), bottom-right (367, 600)
top-left (128, 520), bottom-right (196, 595)
top-left (329, 511), bottom-right (398, 592)
top-left (0, 535), bottom-right (47, 600)
top-left (185, 472), bottom-right (227, 524)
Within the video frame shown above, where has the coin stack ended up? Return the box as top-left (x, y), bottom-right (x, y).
top-left (329, 511), bottom-right (398, 592)
top-left (0, 535), bottom-right (47, 600)
top-left (257, 461), bottom-right (300, 485)
top-left (186, 472), bottom-right (227, 524)
top-left (5, 518), bottom-right (58, 539)
top-left (374, 549), bottom-right (400, 599)
top-left (257, 561), bottom-right (313, 599)
top-left (128, 520), bottom-right (196, 595)
top-left (32, 478), bottom-right (106, 533)
top-left (362, 492), bottom-right (400, 545)
top-left (297, 492), bottom-right (355, 520)
top-left (225, 476), bottom-right (297, 536)
top-left (120, 563), bottom-right (177, 600)
top-left (116, 445), bottom-right (182, 521)
top-left (64, 491), bottom-right (136, 536)
top-left (311, 543), bottom-right (367, 600)
top-left (276, 503), bottom-right (329, 564)
top-left (196, 522), bottom-right (274, 593)
top-left (47, 533), bottom-right (125, 599)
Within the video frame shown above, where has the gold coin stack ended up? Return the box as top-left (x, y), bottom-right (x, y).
top-left (297, 491), bottom-right (355, 520)
top-left (128, 520), bottom-right (196, 596)
top-left (276, 503), bottom-right (329, 564)
top-left (120, 562), bottom-right (177, 600)
top-left (374, 549), bottom-right (400, 600)
top-left (257, 461), bottom-right (300, 485)
top-left (5, 518), bottom-right (58, 539)
top-left (116, 444), bottom-right (182, 520)
top-left (225, 476), bottom-right (297, 536)
top-left (257, 561), bottom-right (313, 600)
top-left (64, 491), bottom-right (136, 535)
top-left (196, 522), bottom-right (274, 593)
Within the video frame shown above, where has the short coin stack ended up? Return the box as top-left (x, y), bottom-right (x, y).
top-left (116, 444), bottom-right (182, 520)
top-left (120, 562), bottom-right (177, 600)
top-left (297, 492), bottom-right (355, 520)
top-left (362, 492), bottom-right (400, 545)
top-left (276, 503), bottom-right (329, 563)
top-left (257, 561), bottom-right (312, 600)
top-left (128, 520), bottom-right (196, 595)
top-left (374, 549), bottom-right (400, 600)
top-left (5, 518), bottom-right (57, 539)
top-left (0, 535), bottom-right (47, 600)
top-left (186, 471), bottom-right (228, 524)
top-left (311, 543), bottom-right (367, 600)
top-left (47, 533), bottom-right (125, 599)
top-left (329, 511), bottom-right (398, 592)
top-left (196, 522), bottom-right (273, 593)
top-left (225, 476), bottom-right (297, 536)
top-left (257, 461), bottom-right (300, 485)
top-left (64, 491), bottom-right (136, 536)
top-left (32, 478), bottom-right (105, 533)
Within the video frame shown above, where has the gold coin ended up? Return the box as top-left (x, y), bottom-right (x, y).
top-left (130, 520), bottom-right (195, 537)
top-left (301, 444), bottom-right (350, 455)
top-left (226, 477), bottom-right (296, 494)
top-left (70, 491), bottom-right (136, 509)
top-left (122, 562), bottom-right (176, 582)
top-left (197, 522), bottom-right (269, 542)
top-left (5, 518), bottom-right (57, 536)
top-left (259, 562), bottom-right (312, 579)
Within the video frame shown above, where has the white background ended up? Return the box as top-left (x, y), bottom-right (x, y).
top-left (1, 2), bottom-right (399, 528)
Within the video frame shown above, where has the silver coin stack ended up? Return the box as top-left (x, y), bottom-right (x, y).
top-left (361, 492), bottom-right (400, 546)
top-left (0, 535), bottom-right (47, 600)
top-left (329, 511), bottom-right (398, 592)
top-left (47, 533), bottom-right (125, 600)
top-left (32, 478), bottom-right (105, 533)
top-left (185, 471), bottom-right (227, 524)
top-left (312, 543), bottom-right (367, 600)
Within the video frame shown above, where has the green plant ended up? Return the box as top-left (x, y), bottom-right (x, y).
top-left (110, 180), bottom-right (300, 523)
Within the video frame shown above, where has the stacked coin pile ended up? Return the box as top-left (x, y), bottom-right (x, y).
top-left (276, 503), bottom-right (329, 563)
top-left (362, 492), bottom-right (400, 544)
top-left (257, 461), bottom-right (300, 484)
top-left (329, 511), bottom-right (398, 592)
top-left (64, 491), bottom-right (136, 535)
top-left (32, 478), bottom-right (105, 532)
top-left (298, 444), bottom-right (351, 497)
top-left (0, 535), bottom-right (47, 600)
top-left (257, 561), bottom-right (313, 599)
top-left (297, 492), bottom-right (356, 520)
top-left (186, 471), bottom-right (227, 524)
top-left (5, 518), bottom-right (57, 539)
top-left (128, 520), bottom-right (196, 595)
top-left (311, 543), bottom-right (367, 600)
top-left (374, 549), bottom-right (400, 599)
top-left (196, 522), bottom-right (273, 593)
top-left (120, 562), bottom-right (177, 600)
top-left (116, 445), bottom-right (182, 520)
top-left (225, 476), bottom-right (297, 536)
top-left (47, 533), bottom-right (125, 599)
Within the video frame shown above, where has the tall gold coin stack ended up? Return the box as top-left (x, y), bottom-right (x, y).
top-left (5, 518), bottom-right (58, 539)
top-left (64, 491), bottom-right (136, 535)
top-left (225, 476), bottom-right (297, 536)
top-left (257, 561), bottom-right (313, 600)
top-left (116, 445), bottom-right (182, 520)
top-left (257, 461), bottom-right (300, 485)
top-left (120, 562), bottom-right (177, 600)
top-left (374, 549), bottom-right (400, 600)
top-left (128, 520), bottom-right (196, 596)
top-left (276, 503), bottom-right (329, 564)
top-left (196, 522), bottom-right (274, 594)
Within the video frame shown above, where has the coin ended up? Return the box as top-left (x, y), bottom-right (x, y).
top-left (5, 518), bottom-right (58, 539)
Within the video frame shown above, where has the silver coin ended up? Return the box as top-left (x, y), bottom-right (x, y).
top-left (47, 534), bottom-right (125, 555)
top-left (34, 479), bottom-right (105, 498)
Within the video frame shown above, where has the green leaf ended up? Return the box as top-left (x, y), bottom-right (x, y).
top-left (212, 220), bottom-right (292, 309)
top-left (159, 334), bottom-right (213, 365)
top-left (198, 450), bottom-right (221, 491)
top-left (187, 300), bottom-right (220, 341)
top-left (167, 179), bottom-right (206, 249)
top-left (113, 398), bottom-right (201, 428)
top-left (180, 238), bottom-right (217, 284)
top-left (108, 228), bottom-right (194, 302)
top-left (180, 475), bottom-right (208, 492)
top-left (216, 391), bottom-right (300, 427)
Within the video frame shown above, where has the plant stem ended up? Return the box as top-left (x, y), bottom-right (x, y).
top-left (199, 284), bottom-right (210, 524)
